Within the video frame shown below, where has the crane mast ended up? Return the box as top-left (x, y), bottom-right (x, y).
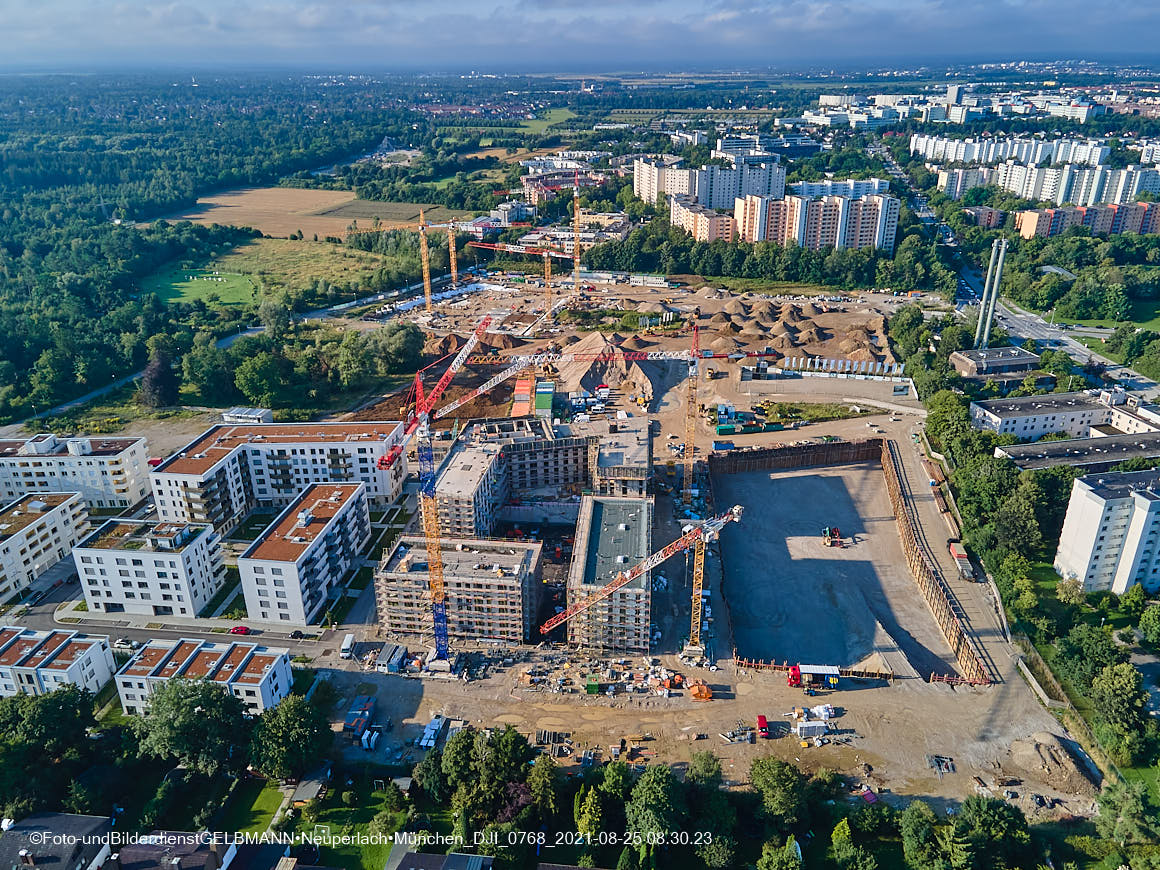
top-left (572, 172), bottom-right (582, 292)
top-left (447, 224), bottom-right (458, 289)
top-left (419, 210), bottom-right (433, 313)
top-left (540, 505), bottom-right (743, 637)
top-left (683, 324), bottom-right (700, 505)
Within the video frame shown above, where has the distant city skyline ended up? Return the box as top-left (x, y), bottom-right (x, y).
top-left (3, 0), bottom-right (1160, 72)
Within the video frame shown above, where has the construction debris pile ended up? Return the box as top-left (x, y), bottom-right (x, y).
top-left (517, 656), bottom-right (707, 701)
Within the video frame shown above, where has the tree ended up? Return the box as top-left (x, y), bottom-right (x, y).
top-left (576, 787), bottom-right (603, 839)
top-left (749, 757), bottom-right (807, 828)
top-left (900, 801), bottom-right (941, 869)
top-left (626, 766), bottom-right (685, 864)
top-left (234, 351), bottom-right (284, 406)
top-left (1141, 605), bottom-right (1160, 644)
top-left (441, 728), bottom-right (477, 793)
top-left (414, 748), bottom-right (448, 802)
top-left (1090, 662), bottom-right (1149, 762)
top-left (249, 695), bottom-right (330, 779)
top-left (133, 678), bottom-right (249, 776)
top-left (755, 837), bottom-right (802, 870)
top-left (615, 846), bottom-right (638, 870)
top-left (1056, 577), bottom-right (1085, 607)
top-left (686, 750), bottom-right (723, 788)
top-left (1055, 623), bottom-right (1125, 691)
top-left (527, 755), bottom-right (559, 819)
top-left (140, 349), bottom-right (179, 407)
top-left (959, 795), bottom-right (1032, 868)
top-left (1095, 780), bottom-right (1158, 846)
top-left (1121, 583), bottom-right (1147, 619)
top-left (183, 332), bottom-right (235, 401)
top-left (600, 760), bottom-right (633, 801)
top-left (258, 295), bottom-right (293, 339)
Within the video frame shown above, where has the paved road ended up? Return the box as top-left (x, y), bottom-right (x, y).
top-left (874, 145), bottom-right (1160, 398)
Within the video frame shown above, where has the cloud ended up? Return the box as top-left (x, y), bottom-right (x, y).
top-left (1, 0), bottom-right (1159, 69)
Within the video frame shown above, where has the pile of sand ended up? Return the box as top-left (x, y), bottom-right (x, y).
top-left (1006, 732), bottom-right (1098, 796)
top-left (621, 335), bottom-right (654, 351)
top-left (780, 305), bottom-right (805, 323)
top-left (710, 336), bottom-right (744, 352)
top-left (708, 312), bottom-right (731, 328)
top-left (638, 301), bottom-right (667, 314)
top-left (554, 331), bottom-right (666, 399)
top-left (724, 298), bottom-right (750, 317)
top-left (797, 325), bottom-right (828, 344)
top-left (424, 333), bottom-right (464, 357)
top-left (801, 302), bottom-right (823, 317)
top-left (481, 333), bottom-right (525, 351)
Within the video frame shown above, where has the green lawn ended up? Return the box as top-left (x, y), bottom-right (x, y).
top-left (672, 274), bottom-right (851, 296)
top-left (1075, 335), bottom-right (1123, 363)
top-left (324, 593), bottom-right (358, 627)
top-left (218, 777), bottom-right (285, 834)
top-left (756, 401), bottom-right (874, 425)
top-left (291, 667), bottom-right (318, 696)
top-left (199, 568), bottom-right (241, 617)
top-left (140, 268), bottom-right (257, 306)
top-left (295, 768), bottom-right (410, 870)
top-left (349, 567), bottom-right (373, 591)
top-left (230, 510), bottom-right (279, 541)
top-left (1057, 298), bottom-right (1160, 332)
top-left (520, 108), bottom-right (576, 134)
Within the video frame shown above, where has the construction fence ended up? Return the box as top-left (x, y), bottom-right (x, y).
top-left (707, 437), bottom-right (992, 686)
top-left (880, 440), bottom-right (991, 685)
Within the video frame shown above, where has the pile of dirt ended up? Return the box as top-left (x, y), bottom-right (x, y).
top-left (483, 333), bottom-right (526, 351)
top-left (637, 302), bottom-right (668, 314)
top-left (1006, 732), bottom-right (1098, 796)
top-left (797, 325), bottom-right (829, 344)
top-left (710, 336), bottom-right (744, 352)
top-left (554, 331), bottom-right (666, 399)
top-left (780, 305), bottom-right (805, 324)
top-left (424, 333), bottom-right (464, 357)
top-left (739, 325), bottom-right (768, 341)
top-left (723, 298), bottom-right (750, 317)
top-left (771, 321), bottom-right (799, 338)
top-left (801, 302), bottom-right (823, 317)
top-left (708, 312), bottom-right (732, 328)
top-left (621, 335), bottom-right (654, 351)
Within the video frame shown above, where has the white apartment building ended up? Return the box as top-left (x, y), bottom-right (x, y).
top-left (910, 134), bottom-right (1110, 167)
top-left (633, 156), bottom-right (785, 210)
top-left (669, 195), bottom-right (736, 242)
top-left (115, 637), bottom-right (292, 715)
top-left (1055, 470), bottom-right (1160, 594)
top-left (0, 492), bottom-right (88, 602)
top-left (0, 434), bottom-right (149, 509)
top-left (787, 178), bottom-right (891, 198)
top-left (970, 389), bottom-right (1159, 439)
top-left (937, 167), bottom-right (997, 200)
top-left (73, 520), bottom-right (226, 618)
top-left (995, 162), bottom-right (1160, 206)
top-left (150, 422), bottom-right (405, 534)
top-left (0, 627), bottom-right (114, 697)
top-left (238, 483), bottom-right (371, 625)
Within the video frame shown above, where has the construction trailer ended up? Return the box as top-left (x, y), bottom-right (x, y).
top-left (787, 664), bottom-right (841, 689)
top-left (795, 720), bottom-right (829, 738)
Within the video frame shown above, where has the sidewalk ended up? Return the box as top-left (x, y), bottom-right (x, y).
top-left (53, 598), bottom-right (330, 643)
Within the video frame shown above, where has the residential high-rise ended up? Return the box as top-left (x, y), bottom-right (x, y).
top-left (0, 434), bottom-right (149, 510)
top-left (237, 483), bottom-right (371, 625)
top-left (150, 422), bottom-right (405, 534)
top-left (0, 493), bottom-right (88, 601)
top-left (375, 536), bottom-right (542, 643)
top-left (733, 193), bottom-right (899, 252)
top-left (73, 520), bottom-right (226, 618)
top-left (1055, 469), bottom-right (1160, 594)
top-left (1015, 202), bottom-right (1160, 238)
top-left (634, 155), bottom-right (785, 210)
top-left (669, 195), bottom-right (736, 242)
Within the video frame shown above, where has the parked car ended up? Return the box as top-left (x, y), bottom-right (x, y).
top-left (229, 625), bottom-right (251, 635)
top-left (289, 630), bottom-right (304, 640)
top-left (113, 637), bottom-right (139, 651)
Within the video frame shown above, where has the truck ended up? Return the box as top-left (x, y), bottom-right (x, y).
top-left (340, 633), bottom-right (355, 659)
top-left (757, 715), bottom-right (770, 739)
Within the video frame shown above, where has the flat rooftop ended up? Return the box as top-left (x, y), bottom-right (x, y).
top-left (241, 483), bottom-right (364, 563)
top-left (78, 519), bottom-right (208, 552)
top-left (181, 646), bottom-right (228, 680)
top-left (435, 442), bottom-right (503, 499)
top-left (954, 347), bottom-right (1040, 365)
top-left (579, 496), bottom-right (653, 591)
top-left (383, 535), bottom-right (541, 580)
top-left (0, 492), bottom-right (77, 540)
top-left (0, 434), bottom-right (142, 458)
top-left (973, 391), bottom-right (1106, 416)
top-left (155, 422), bottom-right (402, 476)
top-left (1079, 468), bottom-right (1160, 501)
top-left (998, 431), bottom-right (1160, 470)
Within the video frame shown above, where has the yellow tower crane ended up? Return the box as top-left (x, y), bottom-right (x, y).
top-left (543, 252), bottom-right (553, 319)
top-left (683, 324), bottom-right (700, 505)
top-left (415, 209), bottom-right (460, 313)
top-left (572, 172), bottom-right (582, 292)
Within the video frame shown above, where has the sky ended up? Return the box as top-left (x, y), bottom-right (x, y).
top-left (2, 0), bottom-right (1159, 72)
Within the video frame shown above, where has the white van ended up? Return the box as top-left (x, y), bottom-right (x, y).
top-left (340, 633), bottom-right (355, 659)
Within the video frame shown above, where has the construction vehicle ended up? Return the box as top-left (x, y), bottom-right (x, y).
top-left (787, 664), bottom-right (841, 689)
top-left (540, 505), bottom-right (744, 637)
top-left (821, 527), bottom-right (843, 548)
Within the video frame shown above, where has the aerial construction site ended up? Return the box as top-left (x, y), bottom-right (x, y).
top-left (333, 205), bottom-right (1097, 816)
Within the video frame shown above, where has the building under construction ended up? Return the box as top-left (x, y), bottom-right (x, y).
top-left (565, 496), bottom-right (654, 653)
top-left (431, 416), bottom-right (651, 537)
top-left (375, 536), bottom-right (542, 643)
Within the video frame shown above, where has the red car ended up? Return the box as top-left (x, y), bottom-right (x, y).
top-left (229, 626), bottom-right (251, 635)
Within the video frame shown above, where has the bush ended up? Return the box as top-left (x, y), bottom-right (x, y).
top-left (341, 790), bottom-right (357, 807)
